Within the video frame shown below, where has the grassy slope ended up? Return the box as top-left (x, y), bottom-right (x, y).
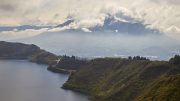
top-left (29, 50), bottom-right (58, 65)
top-left (0, 41), bottom-right (58, 65)
top-left (137, 74), bottom-right (180, 101)
top-left (63, 58), bottom-right (180, 101)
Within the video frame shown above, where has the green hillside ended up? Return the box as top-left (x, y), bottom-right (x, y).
top-left (63, 56), bottom-right (180, 101)
top-left (0, 41), bottom-right (58, 65)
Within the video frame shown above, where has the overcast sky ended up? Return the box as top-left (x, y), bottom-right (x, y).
top-left (0, 0), bottom-right (179, 39)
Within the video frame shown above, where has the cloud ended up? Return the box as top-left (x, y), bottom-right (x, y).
top-left (0, 28), bottom-right (48, 40)
top-left (0, 0), bottom-right (179, 38)
top-left (0, 4), bottom-right (16, 12)
top-left (151, 0), bottom-right (180, 5)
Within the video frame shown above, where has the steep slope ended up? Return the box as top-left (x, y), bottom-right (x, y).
top-left (137, 74), bottom-right (180, 101)
top-left (63, 56), bottom-right (180, 101)
top-left (0, 41), bottom-right (58, 65)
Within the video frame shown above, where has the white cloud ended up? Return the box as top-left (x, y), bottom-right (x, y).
top-left (81, 28), bottom-right (92, 32)
top-left (0, 28), bottom-right (48, 40)
top-left (0, 0), bottom-right (179, 38)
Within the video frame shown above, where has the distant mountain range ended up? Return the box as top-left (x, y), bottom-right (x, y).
top-left (91, 14), bottom-right (159, 34)
top-left (0, 13), bottom-right (160, 35)
top-left (55, 13), bottom-right (160, 34)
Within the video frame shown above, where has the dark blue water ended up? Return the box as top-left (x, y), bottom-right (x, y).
top-left (0, 60), bottom-right (90, 101)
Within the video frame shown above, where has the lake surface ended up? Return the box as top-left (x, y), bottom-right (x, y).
top-left (0, 60), bottom-right (90, 101)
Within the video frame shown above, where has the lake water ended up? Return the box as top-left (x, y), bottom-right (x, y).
top-left (0, 60), bottom-right (90, 101)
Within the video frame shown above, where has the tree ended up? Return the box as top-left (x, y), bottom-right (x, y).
top-left (132, 56), bottom-right (149, 61)
top-left (128, 56), bottom-right (132, 60)
top-left (170, 55), bottom-right (180, 65)
top-left (71, 55), bottom-right (76, 60)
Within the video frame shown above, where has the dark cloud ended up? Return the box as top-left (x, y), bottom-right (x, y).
top-left (0, 4), bottom-right (17, 11)
top-left (0, 0), bottom-right (19, 12)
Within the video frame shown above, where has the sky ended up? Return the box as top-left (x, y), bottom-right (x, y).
top-left (0, 0), bottom-right (180, 59)
top-left (0, 0), bottom-right (180, 39)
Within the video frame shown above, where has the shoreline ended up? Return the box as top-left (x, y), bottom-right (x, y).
top-left (47, 65), bottom-right (76, 74)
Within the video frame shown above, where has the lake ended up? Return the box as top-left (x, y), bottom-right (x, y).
top-left (0, 60), bottom-right (90, 101)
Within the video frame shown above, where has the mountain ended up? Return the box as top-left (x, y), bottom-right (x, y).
top-left (62, 56), bottom-right (180, 101)
top-left (56, 13), bottom-right (160, 34)
top-left (0, 13), bottom-right (160, 35)
top-left (90, 14), bottom-right (159, 34)
top-left (0, 41), bottom-right (58, 65)
top-left (56, 19), bottom-right (74, 28)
